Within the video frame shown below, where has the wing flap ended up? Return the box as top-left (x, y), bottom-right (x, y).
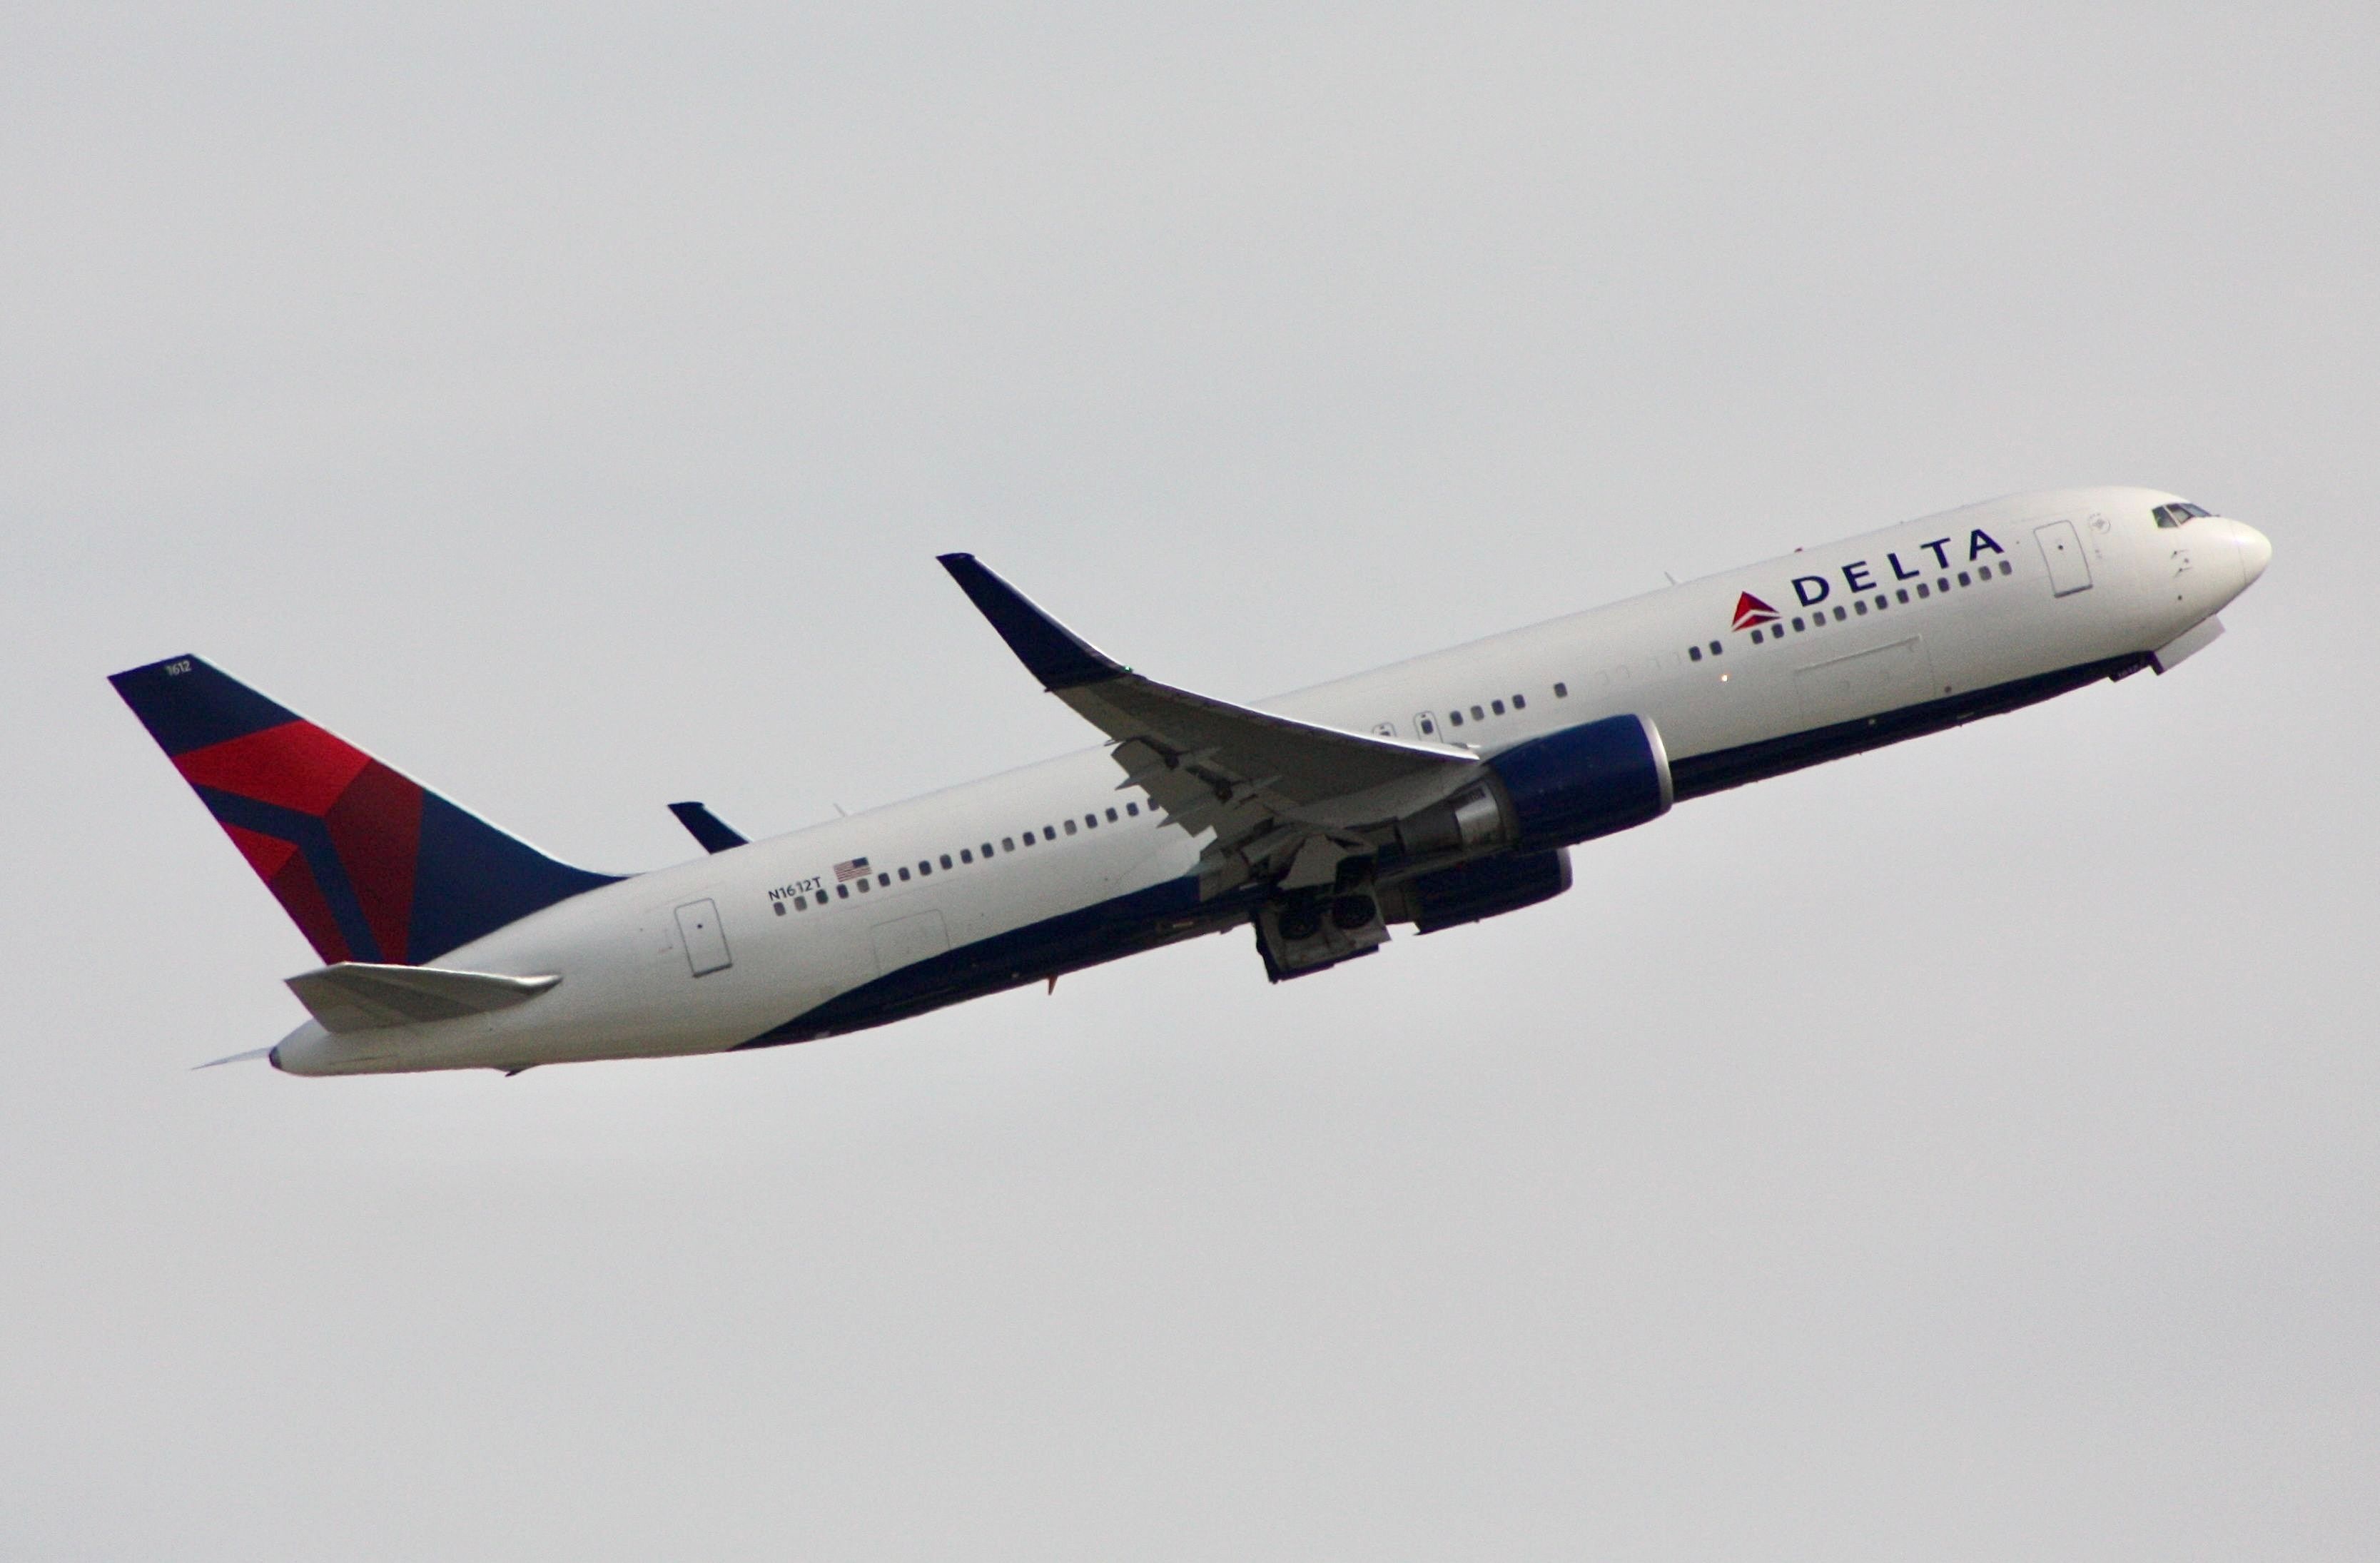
top-left (286, 962), bottom-right (561, 1033)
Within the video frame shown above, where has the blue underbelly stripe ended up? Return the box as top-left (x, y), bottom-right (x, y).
top-left (736, 874), bottom-right (1266, 1048)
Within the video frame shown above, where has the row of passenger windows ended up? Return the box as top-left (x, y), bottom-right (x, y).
top-left (1688, 559), bottom-right (2016, 659)
top-left (774, 801), bottom-right (1152, 914)
top-left (1410, 682), bottom-right (1569, 739)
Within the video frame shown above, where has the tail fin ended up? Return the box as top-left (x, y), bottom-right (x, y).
top-left (109, 656), bottom-right (619, 966)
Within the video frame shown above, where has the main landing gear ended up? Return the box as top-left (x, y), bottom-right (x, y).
top-left (1254, 858), bottom-right (1389, 982)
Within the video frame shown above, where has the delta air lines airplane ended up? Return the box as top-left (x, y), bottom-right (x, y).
top-left (113, 486), bottom-right (2268, 1077)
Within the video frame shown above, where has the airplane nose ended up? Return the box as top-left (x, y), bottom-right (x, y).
top-left (2234, 522), bottom-right (2272, 589)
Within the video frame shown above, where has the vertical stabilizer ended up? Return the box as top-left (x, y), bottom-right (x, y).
top-left (110, 656), bottom-right (619, 965)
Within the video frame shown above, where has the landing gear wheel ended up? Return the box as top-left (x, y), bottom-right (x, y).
top-left (1277, 901), bottom-right (1323, 941)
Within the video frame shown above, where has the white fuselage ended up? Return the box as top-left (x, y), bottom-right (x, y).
top-left (272, 486), bottom-right (2269, 1075)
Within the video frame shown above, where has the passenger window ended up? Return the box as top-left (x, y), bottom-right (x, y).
top-left (1083, 814), bottom-right (1096, 829)
top-left (1064, 819), bottom-right (1077, 835)
top-left (1689, 646), bottom-right (1703, 662)
top-left (1126, 803), bottom-right (1140, 816)
top-left (941, 854), bottom-right (953, 869)
top-left (1999, 560), bottom-right (2012, 575)
top-left (1003, 837), bottom-right (1015, 851)
top-left (1470, 705), bottom-right (1484, 721)
top-left (1751, 628), bottom-right (1764, 644)
top-left (1936, 579), bottom-right (1948, 593)
top-left (1492, 699), bottom-right (1506, 715)
top-left (1105, 808), bottom-right (1118, 822)
top-left (961, 848), bottom-right (973, 863)
top-left (1917, 582), bottom-right (1930, 597)
top-left (836, 884), bottom-right (849, 899)
top-left (1854, 600), bottom-right (1868, 615)
top-left (857, 879), bottom-right (871, 893)
top-left (1417, 712), bottom-right (1437, 735)
top-left (1553, 682), bottom-right (1568, 697)
top-left (1792, 617), bottom-right (1805, 631)
top-left (794, 896), bottom-right (806, 910)
top-left (1875, 595), bottom-right (1887, 610)
top-left (918, 861), bottom-right (931, 876)
top-left (1021, 831), bottom-right (1034, 847)
top-left (878, 872), bottom-right (890, 886)
top-left (1897, 588), bottom-right (1910, 603)
top-left (1449, 709), bottom-right (1465, 727)
top-left (898, 866), bottom-right (911, 881)
top-left (1958, 570), bottom-right (1971, 586)
top-left (1043, 826), bottom-right (1055, 841)
top-left (1512, 694), bottom-right (1525, 709)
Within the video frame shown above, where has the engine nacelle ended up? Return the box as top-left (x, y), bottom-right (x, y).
top-left (1491, 711), bottom-right (1673, 850)
top-left (1398, 847), bottom-right (1574, 934)
top-left (1395, 714), bottom-right (1673, 859)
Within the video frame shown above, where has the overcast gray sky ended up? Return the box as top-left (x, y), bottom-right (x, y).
top-left (5, 3), bottom-right (2376, 1557)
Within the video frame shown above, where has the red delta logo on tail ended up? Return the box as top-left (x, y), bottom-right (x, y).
top-left (1731, 592), bottom-right (1780, 632)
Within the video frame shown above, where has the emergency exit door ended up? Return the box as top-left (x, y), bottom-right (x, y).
top-left (2035, 520), bottom-right (2093, 597)
top-left (674, 899), bottom-right (732, 977)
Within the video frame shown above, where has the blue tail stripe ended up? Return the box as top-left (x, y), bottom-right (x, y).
top-left (195, 789), bottom-right (388, 963)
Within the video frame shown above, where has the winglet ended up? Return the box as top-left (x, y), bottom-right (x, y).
top-left (936, 554), bottom-right (1123, 691)
top-left (668, 801), bottom-right (748, 854)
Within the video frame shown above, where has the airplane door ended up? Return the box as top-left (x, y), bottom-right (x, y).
top-left (674, 899), bottom-right (732, 977)
top-left (1413, 711), bottom-right (1442, 741)
top-left (2035, 520), bottom-right (2093, 597)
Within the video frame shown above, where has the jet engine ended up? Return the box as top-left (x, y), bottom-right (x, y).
top-left (1395, 713), bottom-right (1673, 860)
top-left (1389, 847), bottom-right (1574, 933)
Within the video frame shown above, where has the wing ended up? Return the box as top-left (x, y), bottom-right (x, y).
top-left (938, 553), bottom-right (1481, 894)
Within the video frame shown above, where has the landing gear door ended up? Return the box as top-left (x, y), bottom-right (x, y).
top-left (2035, 520), bottom-right (2093, 597)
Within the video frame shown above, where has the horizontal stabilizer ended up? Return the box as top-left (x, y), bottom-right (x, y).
top-left (669, 800), bottom-right (749, 853)
top-left (286, 962), bottom-right (561, 1033)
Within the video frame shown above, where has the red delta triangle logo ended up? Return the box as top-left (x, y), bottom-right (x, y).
top-left (1731, 591), bottom-right (1780, 632)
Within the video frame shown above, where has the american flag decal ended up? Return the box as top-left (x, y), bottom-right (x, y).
top-left (834, 856), bottom-right (872, 882)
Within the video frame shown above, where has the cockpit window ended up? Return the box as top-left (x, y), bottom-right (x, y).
top-left (2154, 501), bottom-right (2213, 528)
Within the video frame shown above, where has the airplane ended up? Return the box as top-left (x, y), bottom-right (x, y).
top-left (111, 486), bottom-right (2269, 1078)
